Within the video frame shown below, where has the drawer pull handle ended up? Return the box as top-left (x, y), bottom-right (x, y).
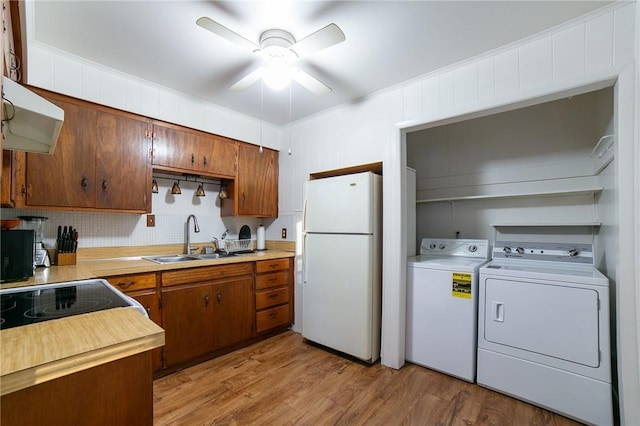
top-left (268, 293), bottom-right (279, 299)
top-left (268, 277), bottom-right (278, 282)
top-left (269, 312), bottom-right (278, 318)
top-left (117, 281), bottom-right (135, 289)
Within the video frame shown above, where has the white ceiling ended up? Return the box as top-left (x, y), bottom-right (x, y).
top-left (30, 1), bottom-right (611, 126)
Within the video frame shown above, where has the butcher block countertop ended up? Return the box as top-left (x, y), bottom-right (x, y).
top-left (0, 245), bottom-right (294, 396)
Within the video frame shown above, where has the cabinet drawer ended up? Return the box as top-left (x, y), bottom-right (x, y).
top-left (105, 273), bottom-right (156, 293)
top-left (256, 304), bottom-right (290, 333)
top-left (256, 287), bottom-right (290, 310)
top-left (162, 263), bottom-right (252, 286)
top-left (255, 271), bottom-right (288, 290)
top-left (255, 258), bottom-right (290, 274)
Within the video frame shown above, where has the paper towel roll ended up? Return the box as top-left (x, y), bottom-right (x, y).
top-left (257, 225), bottom-right (266, 251)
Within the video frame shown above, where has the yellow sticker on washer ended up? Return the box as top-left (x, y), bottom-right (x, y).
top-left (452, 272), bottom-right (472, 299)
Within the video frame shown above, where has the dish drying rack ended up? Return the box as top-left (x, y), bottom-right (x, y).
top-left (224, 239), bottom-right (253, 254)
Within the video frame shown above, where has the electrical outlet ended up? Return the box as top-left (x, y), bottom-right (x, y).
top-left (281, 228), bottom-right (287, 239)
top-left (146, 215), bottom-right (155, 227)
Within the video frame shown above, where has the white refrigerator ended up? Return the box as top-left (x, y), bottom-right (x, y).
top-left (302, 172), bottom-right (382, 363)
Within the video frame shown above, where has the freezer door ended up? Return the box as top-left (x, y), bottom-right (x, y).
top-left (304, 172), bottom-right (380, 234)
top-left (302, 233), bottom-right (381, 362)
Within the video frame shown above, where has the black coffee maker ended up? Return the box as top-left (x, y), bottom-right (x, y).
top-left (1, 229), bottom-right (35, 282)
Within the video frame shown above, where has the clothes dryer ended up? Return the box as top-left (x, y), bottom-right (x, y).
top-left (477, 241), bottom-right (612, 426)
top-left (406, 238), bottom-right (491, 382)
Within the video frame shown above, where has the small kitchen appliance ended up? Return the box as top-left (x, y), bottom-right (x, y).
top-left (406, 238), bottom-right (491, 382)
top-left (0, 229), bottom-right (35, 283)
top-left (477, 241), bottom-right (612, 426)
top-left (18, 216), bottom-right (50, 267)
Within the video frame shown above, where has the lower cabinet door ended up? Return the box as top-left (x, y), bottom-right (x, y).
top-left (162, 284), bottom-right (214, 367)
top-left (212, 277), bottom-right (254, 350)
top-left (130, 291), bottom-right (163, 372)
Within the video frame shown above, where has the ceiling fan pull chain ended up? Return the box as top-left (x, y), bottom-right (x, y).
top-left (288, 83), bottom-right (292, 155)
top-left (259, 80), bottom-right (264, 154)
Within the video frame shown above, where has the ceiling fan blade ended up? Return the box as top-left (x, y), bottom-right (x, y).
top-left (230, 67), bottom-right (265, 91)
top-left (291, 68), bottom-right (331, 95)
top-left (290, 23), bottom-right (345, 58)
top-left (196, 16), bottom-right (258, 52)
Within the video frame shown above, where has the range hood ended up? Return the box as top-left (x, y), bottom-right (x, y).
top-left (1, 77), bottom-right (64, 154)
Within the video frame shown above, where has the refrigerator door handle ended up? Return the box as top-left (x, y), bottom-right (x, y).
top-left (302, 233), bottom-right (308, 284)
top-left (302, 198), bottom-right (308, 232)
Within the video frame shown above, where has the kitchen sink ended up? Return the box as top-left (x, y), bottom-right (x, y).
top-left (142, 253), bottom-right (236, 264)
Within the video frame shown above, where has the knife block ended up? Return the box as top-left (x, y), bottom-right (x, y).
top-left (56, 251), bottom-right (77, 266)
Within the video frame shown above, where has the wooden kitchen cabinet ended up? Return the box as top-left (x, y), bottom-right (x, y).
top-left (151, 122), bottom-right (237, 178)
top-left (254, 258), bottom-right (293, 334)
top-left (162, 283), bottom-right (215, 367)
top-left (212, 277), bottom-right (254, 350)
top-left (160, 263), bottom-right (254, 370)
top-left (102, 272), bottom-right (162, 372)
top-left (222, 142), bottom-right (278, 217)
top-left (1, 150), bottom-right (21, 207)
top-left (22, 90), bottom-right (151, 212)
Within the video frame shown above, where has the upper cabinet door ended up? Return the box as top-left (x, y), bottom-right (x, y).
top-left (197, 135), bottom-right (237, 178)
top-left (151, 123), bottom-right (197, 172)
top-left (26, 97), bottom-right (97, 208)
top-left (237, 143), bottom-right (278, 217)
top-left (95, 112), bottom-right (150, 211)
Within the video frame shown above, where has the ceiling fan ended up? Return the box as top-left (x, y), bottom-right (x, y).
top-left (196, 17), bottom-right (345, 95)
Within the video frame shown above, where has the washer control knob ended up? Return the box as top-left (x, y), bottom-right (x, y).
top-left (516, 247), bottom-right (525, 255)
top-left (503, 246), bottom-right (512, 254)
top-left (429, 243), bottom-right (436, 250)
top-left (568, 248), bottom-right (580, 257)
top-left (468, 245), bottom-right (477, 253)
top-left (438, 243), bottom-right (446, 250)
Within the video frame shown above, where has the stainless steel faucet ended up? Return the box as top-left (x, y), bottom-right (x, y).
top-left (185, 214), bottom-right (200, 254)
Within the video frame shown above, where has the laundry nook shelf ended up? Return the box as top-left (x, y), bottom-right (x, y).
top-left (416, 187), bottom-right (604, 204)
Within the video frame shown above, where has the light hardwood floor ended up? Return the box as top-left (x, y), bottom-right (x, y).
top-left (153, 331), bottom-right (581, 425)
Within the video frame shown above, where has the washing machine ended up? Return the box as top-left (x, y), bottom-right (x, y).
top-left (406, 238), bottom-right (491, 382)
top-left (477, 241), bottom-right (612, 426)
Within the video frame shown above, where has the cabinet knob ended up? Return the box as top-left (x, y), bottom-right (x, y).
top-left (81, 176), bottom-right (88, 189)
top-left (204, 294), bottom-right (210, 307)
top-left (102, 180), bottom-right (108, 191)
top-left (217, 292), bottom-right (221, 303)
top-left (191, 153), bottom-right (195, 164)
top-left (203, 155), bottom-right (207, 166)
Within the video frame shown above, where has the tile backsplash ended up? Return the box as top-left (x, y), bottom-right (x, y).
top-left (1, 178), bottom-right (266, 252)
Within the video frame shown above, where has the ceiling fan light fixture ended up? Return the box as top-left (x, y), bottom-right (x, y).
top-left (263, 59), bottom-right (293, 90)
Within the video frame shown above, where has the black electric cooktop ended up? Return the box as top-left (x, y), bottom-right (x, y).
top-left (0, 279), bottom-right (134, 330)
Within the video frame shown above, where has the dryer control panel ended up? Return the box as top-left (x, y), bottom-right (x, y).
top-left (493, 241), bottom-right (594, 264)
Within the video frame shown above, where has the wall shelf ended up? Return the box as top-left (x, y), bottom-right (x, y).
top-left (416, 187), bottom-right (603, 204)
